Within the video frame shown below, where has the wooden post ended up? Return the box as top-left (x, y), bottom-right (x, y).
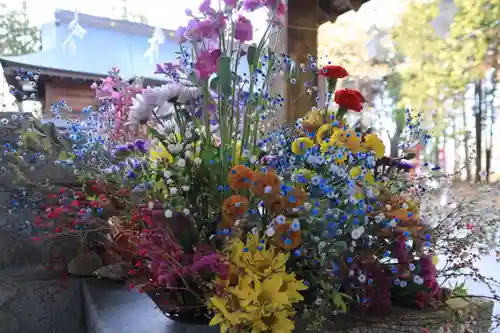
top-left (285, 0), bottom-right (319, 123)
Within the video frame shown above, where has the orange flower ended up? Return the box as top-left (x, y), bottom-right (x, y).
top-left (228, 165), bottom-right (254, 190)
top-left (251, 168), bottom-right (281, 196)
top-left (222, 195), bottom-right (249, 221)
top-left (263, 195), bottom-right (285, 215)
top-left (282, 187), bottom-right (308, 209)
top-left (274, 222), bottom-right (302, 250)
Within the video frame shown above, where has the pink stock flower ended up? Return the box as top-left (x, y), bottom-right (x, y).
top-left (195, 49), bottom-right (221, 79)
top-left (234, 15), bottom-right (253, 42)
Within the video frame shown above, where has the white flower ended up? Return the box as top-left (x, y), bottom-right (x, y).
top-left (351, 227), bottom-right (365, 240)
top-left (164, 209), bottom-right (173, 218)
top-left (182, 185), bottom-right (190, 191)
top-left (413, 275), bottom-right (423, 285)
top-left (290, 219), bottom-right (300, 231)
top-left (311, 176), bottom-right (322, 186)
top-left (185, 150), bottom-right (193, 159)
top-left (266, 227), bottom-right (275, 237)
top-left (170, 187), bottom-right (178, 195)
top-left (275, 215), bottom-right (286, 225)
top-left (183, 208), bottom-right (190, 215)
top-left (194, 157), bottom-right (202, 165)
top-left (164, 171), bottom-right (172, 178)
top-left (177, 158), bottom-right (186, 168)
top-left (167, 179), bottom-right (174, 184)
top-left (128, 94), bottom-right (152, 125)
top-left (250, 155), bottom-right (257, 163)
top-left (358, 274), bottom-right (366, 283)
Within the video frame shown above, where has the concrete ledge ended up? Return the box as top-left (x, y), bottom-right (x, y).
top-left (83, 278), bottom-right (494, 333)
top-left (82, 279), bottom-right (217, 333)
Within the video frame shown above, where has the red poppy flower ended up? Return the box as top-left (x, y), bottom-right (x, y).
top-left (319, 65), bottom-right (349, 79)
top-left (334, 88), bottom-right (365, 112)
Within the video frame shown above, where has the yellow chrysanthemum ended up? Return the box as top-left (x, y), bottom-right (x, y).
top-left (363, 133), bottom-right (385, 158)
top-left (301, 109), bottom-right (330, 130)
top-left (149, 144), bottom-right (173, 163)
top-left (345, 130), bottom-right (364, 154)
top-left (315, 124), bottom-right (337, 143)
top-left (291, 137), bottom-right (315, 155)
top-left (329, 128), bottom-right (347, 146)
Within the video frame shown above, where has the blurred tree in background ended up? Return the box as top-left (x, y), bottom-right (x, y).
top-left (0, 0), bottom-right (40, 56)
top-left (393, 0), bottom-right (499, 182)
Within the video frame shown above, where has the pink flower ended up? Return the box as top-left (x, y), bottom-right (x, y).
top-left (223, 0), bottom-right (237, 7)
top-left (234, 15), bottom-right (253, 42)
top-left (175, 26), bottom-right (187, 43)
top-left (195, 49), bottom-right (221, 79)
top-left (243, 0), bottom-right (262, 11)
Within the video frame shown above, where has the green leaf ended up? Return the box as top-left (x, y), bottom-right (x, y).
top-left (201, 145), bottom-right (219, 166)
top-left (216, 55), bottom-right (232, 95)
top-left (209, 76), bottom-right (219, 91)
top-left (331, 292), bottom-right (350, 313)
top-left (247, 44), bottom-right (257, 68)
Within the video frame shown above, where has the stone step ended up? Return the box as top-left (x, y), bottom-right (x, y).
top-left (82, 278), bottom-right (217, 333)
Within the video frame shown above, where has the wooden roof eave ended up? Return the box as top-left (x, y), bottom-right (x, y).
top-left (0, 59), bottom-right (166, 89)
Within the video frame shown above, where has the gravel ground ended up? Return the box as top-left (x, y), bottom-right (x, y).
top-left (434, 183), bottom-right (500, 331)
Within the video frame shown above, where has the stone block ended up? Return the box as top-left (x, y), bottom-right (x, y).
top-left (0, 267), bottom-right (85, 333)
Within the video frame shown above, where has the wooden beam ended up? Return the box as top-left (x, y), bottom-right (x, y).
top-left (286, 0), bottom-right (319, 123)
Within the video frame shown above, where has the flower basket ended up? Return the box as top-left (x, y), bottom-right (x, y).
top-left (147, 289), bottom-right (211, 325)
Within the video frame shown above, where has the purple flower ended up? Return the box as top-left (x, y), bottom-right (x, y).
top-left (199, 0), bottom-right (211, 13)
top-left (243, 0), bottom-right (262, 11)
top-left (175, 26), bottom-right (187, 43)
top-left (234, 15), bottom-right (253, 42)
top-left (154, 62), bottom-right (181, 75)
top-left (223, 0), bottom-right (237, 7)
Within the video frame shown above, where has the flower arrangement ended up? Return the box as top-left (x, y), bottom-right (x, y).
top-left (5, 1), bottom-right (500, 332)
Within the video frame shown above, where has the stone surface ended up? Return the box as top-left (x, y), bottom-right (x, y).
top-left (0, 113), bottom-right (85, 333)
top-left (0, 267), bottom-right (85, 333)
top-left (68, 251), bottom-right (104, 276)
top-left (94, 262), bottom-right (130, 281)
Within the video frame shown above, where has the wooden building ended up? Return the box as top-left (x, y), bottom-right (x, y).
top-left (282, 0), bottom-right (371, 122)
top-left (0, 1), bottom-right (370, 126)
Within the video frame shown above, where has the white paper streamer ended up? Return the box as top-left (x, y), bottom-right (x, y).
top-left (62, 10), bottom-right (87, 54)
top-left (144, 27), bottom-right (166, 63)
top-left (431, 0), bottom-right (458, 39)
